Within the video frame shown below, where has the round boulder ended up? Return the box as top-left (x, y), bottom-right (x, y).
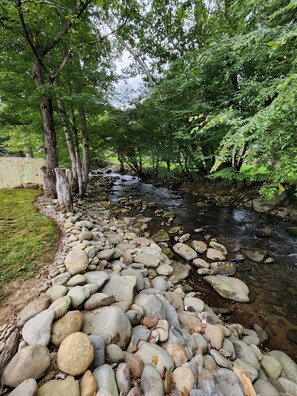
top-left (65, 250), bottom-right (89, 275)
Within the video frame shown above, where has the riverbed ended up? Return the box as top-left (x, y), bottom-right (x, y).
top-left (102, 172), bottom-right (297, 360)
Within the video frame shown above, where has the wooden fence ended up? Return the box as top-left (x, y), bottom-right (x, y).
top-left (0, 157), bottom-right (45, 188)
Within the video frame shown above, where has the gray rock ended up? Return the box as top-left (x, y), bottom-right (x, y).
top-left (84, 293), bottom-right (111, 310)
top-left (241, 335), bottom-right (261, 346)
top-left (51, 272), bottom-right (71, 285)
top-left (68, 285), bottom-right (91, 308)
top-left (83, 306), bottom-right (132, 349)
top-left (93, 364), bottom-right (118, 396)
top-left (151, 276), bottom-right (168, 291)
top-left (267, 350), bottom-right (297, 384)
top-left (65, 250), bottom-right (89, 275)
top-left (192, 258), bottom-right (210, 269)
top-left (134, 294), bottom-right (165, 319)
top-left (136, 341), bottom-right (174, 375)
top-left (213, 368), bottom-right (245, 396)
top-left (116, 363), bottom-right (131, 394)
top-left (191, 240), bottom-right (207, 254)
top-left (206, 248), bottom-right (226, 261)
top-left (75, 220), bottom-right (93, 229)
top-left (49, 295), bottom-right (71, 319)
top-left (233, 358), bottom-right (259, 382)
top-left (17, 295), bottom-right (51, 327)
top-left (209, 241), bottom-right (227, 255)
top-left (89, 335), bottom-right (105, 368)
top-left (9, 378), bottom-right (38, 396)
top-left (141, 364), bottom-right (164, 396)
top-left (157, 294), bottom-right (180, 327)
top-left (204, 275), bottom-right (249, 302)
top-left (22, 309), bottom-right (54, 346)
top-left (106, 344), bottom-right (124, 365)
top-left (242, 249), bottom-right (265, 263)
top-left (67, 274), bottom-right (87, 286)
top-left (210, 349), bottom-right (232, 369)
top-left (84, 271), bottom-right (109, 288)
top-left (233, 340), bottom-right (260, 370)
top-left (253, 198), bottom-right (273, 213)
top-left (97, 248), bottom-right (115, 261)
top-left (134, 253), bottom-right (162, 267)
top-left (170, 261), bottom-right (191, 283)
top-left (210, 262), bottom-right (236, 276)
top-left (2, 345), bottom-right (50, 388)
top-left (253, 379), bottom-right (280, 396)
top-left (121, 268), bottom-right (145, 290)
top-left (36, 376), bottom-right (79, 396)
top-left (261, 355), bottom-right (282, 379)
top-left (184, 296), bottom-right (205, 313)
top-left (126, 310), bottom-right (142, 326)
top-left (46, 285), bottom-right (68, 302)
top-left (51, 310), bottom-right (83, 346)
top-left (173, 243), bottom-right (198, 260)
top-left (102, 275), bottom-right (136, 305)
top-left (277, 377), bottom-right (297, 395)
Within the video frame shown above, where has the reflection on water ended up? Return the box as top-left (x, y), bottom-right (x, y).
top-left (101, 172), bottom-right (297, 356)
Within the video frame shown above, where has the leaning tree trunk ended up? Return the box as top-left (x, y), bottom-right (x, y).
top-left (79, 106), bottom-right (90, 194)
top-left (55, 168), bottom-right (73, 213)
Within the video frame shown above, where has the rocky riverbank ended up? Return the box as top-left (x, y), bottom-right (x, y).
top-left (0, 176), bottom-right (296, 396)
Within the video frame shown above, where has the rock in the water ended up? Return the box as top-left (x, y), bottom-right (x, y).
top-left (209, 241), bottom-right (228, 255)
top-left (17, 295), bottom-right (51, 327)
top-left (253, 198), bottom-right (273, 213)
top-left (206, 248), bottom-right (225, 261)
top-left (153, 229), bottom-right (170, 242)
top-left (9, 378), bottom-right (38, 396)
top-left (83, 306), bottom-right (132, 349)
top-left (210, 261), bottom-right (237, 276)
top-left (57, 332), bottom-right (94, 376)
top-left (93, 364), bottom-right (118, 396)
top-left (242, 249), bottom-right (265, 263)
top-left (204, 275), bottom-right (249, 302)
top-left (22, 309), bottom-right (55, 346)
top-left (3, 345), bottom-right (50, 388)
top-left (213, 368), bottom-right (245, 396)
top-left (255, 228), bottom-right (272, 238)
top-left (173, 243), bottom-right (198, 260)
top-left (141, 364), bottom-right (164, 396)
top-left (51, 310), bottom-right (83, 346)
top-left (80, 370), bottom-right (97, 396)
top-left (192, 258), bottom-right (210, 269)
top-left (135, 341), bottom-right (174, 375)
top-left (65, 249), bottom-right (89, 275)
top-left (102, 275), bottom-right (136, 304)
top-left (253, 379), bottom-right (279, 396)
top-left (191, 240), bottom-right (207, 254)
top-left (36, 376), bottom-right (79, 396)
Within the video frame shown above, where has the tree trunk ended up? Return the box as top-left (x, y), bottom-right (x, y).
top-left (56, 99), bottom-right (78, 188)
top-left (79, 106), bottom-right (90, 194)
top-left (69, 108), bottom-right (84, 197)
top-left (33, 58), bottom-right (58, 197)
top-left (55, 168), bottom-right (73, 213)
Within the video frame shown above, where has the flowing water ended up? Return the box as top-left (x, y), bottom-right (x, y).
top-left (102, 172), bottom-right (297, 359)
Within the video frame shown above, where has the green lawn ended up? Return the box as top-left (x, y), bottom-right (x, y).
top-left (0, 189), bottom-right (58, 302)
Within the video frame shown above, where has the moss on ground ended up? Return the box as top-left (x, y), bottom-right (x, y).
top-left (0, 189), bottom-right (58, 302)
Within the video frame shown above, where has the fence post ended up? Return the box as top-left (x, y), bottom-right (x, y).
top-left (55, 168), bottom-right (73, 213)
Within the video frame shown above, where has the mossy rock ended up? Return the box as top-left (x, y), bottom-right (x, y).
top-left (163, 211), bottom-right (176, 219)
top-left (168, 226), bottom-right (181, 234)
top-left (148, 201), bottom-right (157, 208)
top-left (153, 229), bottom-right (170, 242)
top-left (161, 248), bottom-right (174, 259)
top-left (196, 202), bottom-right (211, 209)
top-left (286, 227), bottom-right (297, 236)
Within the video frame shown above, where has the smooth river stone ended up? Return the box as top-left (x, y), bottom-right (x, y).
top-left (83, 306), bottom-right (132, 349)
top-left (135, 341), bottom-right (174, 376)
top-left (206, 248), bottom-right (226, 261)
top-left (101, 275), bottom-right (136, 305)
top-left (57, 332), bottom-right (94, 376)
top-left (84, 271), bottom-right (109, 288)
top-left (46, 285), bottom-right (68, 302)
top-left (51, 310), bottom-right (83, 346)
top-left (37, 376), bottom-right (80, 396)
top-left (213, 368), bottom-right (245, 396)
top-left (17, 295), bottom-right (51, 327)
top-left (22, 309), bottom-right (55, 346)
top-left (65, 249), bottom-right (89, 275)
top-left (204, 275), bottom-right (249, 302)
top-left (267, 350), bottom-right (297, 384)
top-left (173, 243), bottom-right (198, 260)
top-left (68, 285), bottom-right (91, 308)
top-left (80, 370), bottom-right (97, 396)
top-left (172, 367), bottom-right (195, 394)
top-left (9, 378), bottom-right (38, 396)
top-left (3, 345), bottom-right (50, 388)
top-left (49, 295), bottom-right (71, 319)
top-left (141, 364), bottom-right (164, 396)
top-left (191, 240), bottom-right (207, 254)
top-left (93, 364), bottom-right (118, 396)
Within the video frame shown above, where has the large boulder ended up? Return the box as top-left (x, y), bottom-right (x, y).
top-left (204, 275), bottom-right (249, 302)
top-left (65, 250), bottom-right (89, 275)
top-left (83, 271), bottom-right (109, 288)
top-left (101, 275), bottom-right (136, 305)
top-left (83, 306), bottom-right (132, 349)
top-left (22, 309), bottom-right (55, 346)
top-left (3, 345), bottom-right (50, 388)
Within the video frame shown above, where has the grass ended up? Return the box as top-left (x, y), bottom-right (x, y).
top-left (0, 189), bottom-right (58, 300)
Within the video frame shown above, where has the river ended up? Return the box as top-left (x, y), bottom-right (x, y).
top-left (102, 172), bottom-right (297, 360)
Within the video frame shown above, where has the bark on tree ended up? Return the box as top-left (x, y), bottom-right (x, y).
top-left (79, 106), bottom-right (90, 193)
top-left (55, 168), bottom-right (73, 213)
